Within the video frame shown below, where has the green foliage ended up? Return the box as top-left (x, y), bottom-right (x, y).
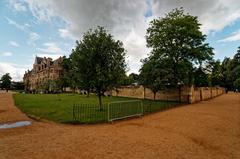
top-left (139, 56), bottom-right (169, 99)
top-left (38, 79), bottom-right (61, 93)
top-left (207, 60), bottom-right (223, 86)
top-left (219, 47), bottom-right (240, 90)
top-left (221, 57), bottom-right (232, 89)
top-left (120, 73), bottom-right (139, 86)
top-left (145, 8), bottom-right (213, 88)
top-left (128, 73), bottom-right (139, 84)
top-left (58, 56), bottom-right (77, 91)
top-left (193, 67), bottom-right (209, 87)
top-left (11, 81), bottom-right (24, 90)
top-left (233, 78), bottom-right (240, 90)
top-left (0, 73), bottom-right (12, 92)
top-left (70, 26), bottom-right (127, 108)
top-left (233, 77), bottom-right (240, 91)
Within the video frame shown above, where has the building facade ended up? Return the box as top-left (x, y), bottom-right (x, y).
top-left (23, 56), bottom-right (63, 91)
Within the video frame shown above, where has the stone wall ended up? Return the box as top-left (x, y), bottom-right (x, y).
top-left (111, 85), bottom-right (225, 103)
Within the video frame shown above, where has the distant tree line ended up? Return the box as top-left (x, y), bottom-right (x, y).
top-left (0, 73), bottom-right (24, 92)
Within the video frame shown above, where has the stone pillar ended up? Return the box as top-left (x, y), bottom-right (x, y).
top-left (188, 85), bottom-right (194, 104)
top-left (200, 87), bottom-right (203, 101)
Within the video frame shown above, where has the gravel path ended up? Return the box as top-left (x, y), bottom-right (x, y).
top-left (0, 91), bottom-right (239, 159)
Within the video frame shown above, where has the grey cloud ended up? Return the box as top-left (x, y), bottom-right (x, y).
top-left (25, 0), bottom-right (149, 73)
top-left (23, 0), bottom-right (240, 73)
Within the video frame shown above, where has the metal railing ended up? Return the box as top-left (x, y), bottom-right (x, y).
top-left (108, 100), bottom-right (143, 122)
top-left (73, 100), bottom-right (182, 123)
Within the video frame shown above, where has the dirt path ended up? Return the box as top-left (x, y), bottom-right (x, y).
top-left (0, 92), bottom-right (239, 159)
top-left (0, 91), bottom-right (29, 124)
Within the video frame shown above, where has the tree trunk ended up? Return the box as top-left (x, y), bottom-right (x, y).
top-left (178, 85), bottom-right (181, 102)
top-left (98, 91), bottom-right (103, 110)
top-left (153, 92), bottom-right (156, 100)
top-left (87, 89), bottom-right (90, 97)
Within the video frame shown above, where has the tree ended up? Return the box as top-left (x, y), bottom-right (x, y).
top-left (71, 26), bottom-right (127, 109)
top-left (221, 47), bottom-right (240, 90)
top-left (0, 73), bottom-right (12, 92)
top-left (233, 78), bottom-right (240, 91)
top-left (221, 57), bottom-right (232, 89)
top-left (128, 73), bottom-right (139, 84)
top-left (11, 81), bottom-right (25, 90)
top-left (193, 67), bottom-right (209, 87)
top-left (120, 73), bottom-right (139, 86)
top-left (58, 56), bottom-right (75, 92)
top-left (207, 60), bottom-right (223, 87)
top-left (145, 8), bottom-right (213, 100)
top-left (229, 49), bottom-right (240, 88)
top-left (139, 57), bottom-right (169, 100)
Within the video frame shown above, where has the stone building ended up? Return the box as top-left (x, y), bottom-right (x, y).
top-left (23, 56), bottom-right (63, 91)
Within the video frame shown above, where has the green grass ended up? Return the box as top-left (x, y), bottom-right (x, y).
top-left (13, 93), bottom-right (181, 124)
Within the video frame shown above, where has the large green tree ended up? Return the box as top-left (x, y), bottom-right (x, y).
top-left (206, 60), bottom-right (223, 87)
top-left (220, 47), bottom-right (240, 90)
top-left (233, 78), bottom-right (240, 91)
top-left (0, 73), bottom-right (12, 92)
top-left (144, 8), bottom-right (213, 100)
top-left (71, 26), bottom-right (127, 109)
top-left (139, 56), bottom-right (170, 100)
top-left (58, 56), bottom-right (78, 92)
top-left (221, 57), bottom-right (232, 89)
top-left (193, 67), bottom-right (209, 87)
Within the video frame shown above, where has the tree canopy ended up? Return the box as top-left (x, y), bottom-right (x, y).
top-left (70, 26), bottom-right (127, 108)
top-left (145, 8), bottom-right (213, 89)
top-left (0, 73), bottom-right (12, 92)
top-left (140, 8), bottom-right (213, 101)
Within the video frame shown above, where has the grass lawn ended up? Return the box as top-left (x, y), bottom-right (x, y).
top-left (13, 93), bottom-right (181, 123)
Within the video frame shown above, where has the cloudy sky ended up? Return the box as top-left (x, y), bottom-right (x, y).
top-left (1, 0), bottom-right (240, 81)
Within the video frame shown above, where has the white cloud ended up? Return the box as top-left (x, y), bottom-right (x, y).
top-left (0, 62), bottom-right (30, 81)
top-left (5, 17), bottom-right (39, 46)
top-left (5, 17), bottom-right (27, 32)
top-left (59, 28), bottom-right (74, 39)
top-left (218, 29), bottom-right (240, 42)
top-left (0, 52), bottom-right (13, 57)
top-left (25, 0), bottom-right (55, 22)
top-left (9, 0), bottom-right (27, 12)
top-left (37, 42), bottom-right (64, 54)
top-left (24, 23), bottom-right (31, 27)
top-left (9, 41), bottom-right (20, 47)
top-left (27, 32), bottom-right (40, 45)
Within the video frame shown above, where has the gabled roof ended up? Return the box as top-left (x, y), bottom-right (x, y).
top-left (34, 56), bottom-right (43, 64)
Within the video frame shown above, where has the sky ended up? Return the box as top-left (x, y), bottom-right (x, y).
top-left (1, 0), bottom-right (240, 81)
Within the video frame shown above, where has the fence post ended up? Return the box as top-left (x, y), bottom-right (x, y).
top-left (73, 104), bottom-right (75, 121)
top-left (189, 85), bottom-right (194, 104)
top-left (143, 86), bottom-right (146, 99)
top-left (108, 103), bottom-right (110, 122)
top-left (200, 87), bottom-right (203, 101)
